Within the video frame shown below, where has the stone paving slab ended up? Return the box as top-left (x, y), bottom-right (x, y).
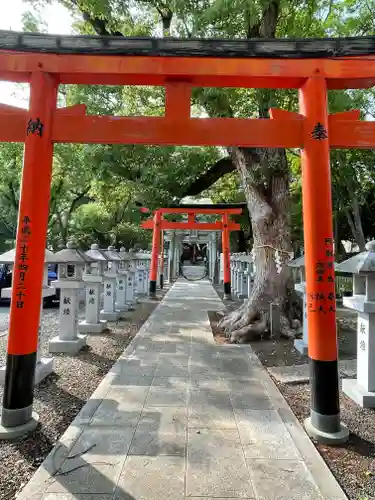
top-left (268, 359), bottom-right (356, 384)
top-left (17, 279), bottom-right (347, 500)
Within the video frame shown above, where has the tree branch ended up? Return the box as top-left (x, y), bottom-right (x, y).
top-left (67, 186), bottom-right (93, 215)
top-left (81, 11), bottom-right (124, 36)
top-left (182, 157), bottom-right (235, 197)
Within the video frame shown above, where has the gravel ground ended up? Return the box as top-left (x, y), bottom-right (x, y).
top-left (211, 286), bottom-right (374, 500)
top-left (0, 288), bottom-right (168, 500)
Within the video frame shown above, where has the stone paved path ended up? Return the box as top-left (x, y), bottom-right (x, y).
top-left (18, 280), bottom-right (347, 500)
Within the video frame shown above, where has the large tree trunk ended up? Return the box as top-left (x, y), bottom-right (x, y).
top-left (219, 147), bottom-right (301, 343)
top-left (344, 197), bottom-right (366, 252)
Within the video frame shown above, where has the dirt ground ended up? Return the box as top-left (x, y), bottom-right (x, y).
top-left (210, 288), bottom-right (373, 500)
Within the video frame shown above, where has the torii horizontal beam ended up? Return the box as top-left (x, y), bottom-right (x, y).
top-left (141, 219), bottom-right (241, 231)
top-left (157, 207), bottom-right (243, 215)
top-left (1, 104), bottom-right (373, 148)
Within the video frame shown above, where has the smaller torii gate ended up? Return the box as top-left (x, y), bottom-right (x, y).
top-left (141, 205), bottom-right (242, 299)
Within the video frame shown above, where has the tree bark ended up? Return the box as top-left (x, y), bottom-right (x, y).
top-left (220, 147), bottom-right (300, 342)
top-left (344, 198), bottom-right (366, 252)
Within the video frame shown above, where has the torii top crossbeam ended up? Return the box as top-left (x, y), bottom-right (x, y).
top-left (141, 205), bottom-right (242, 230)
top-left (1, 32), bottom-right (375, 148)
top-left (2, 30), bottom-right (375, 89)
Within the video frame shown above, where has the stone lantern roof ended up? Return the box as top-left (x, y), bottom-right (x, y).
top-left (335, 241), bottom-right (375, 274)
top-left (102, 245), bottom-right (121, 261)
top-left (118, 247), bottom-right (130, 259)
top-left (288, 254), bottom-right (340, 270)
top-left (54, 241), bottom-right (94, 264)
top-left (287, 255), bottom-right (305, 268)
top-left (0, 248), bottom-right (64, 264)
top-left (86, 243), bottom-right (107, 261)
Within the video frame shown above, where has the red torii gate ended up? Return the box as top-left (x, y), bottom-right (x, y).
top-left (141, 206), bottom-right (242, 297)
top-left (0, 32), bottom-right (373, 443)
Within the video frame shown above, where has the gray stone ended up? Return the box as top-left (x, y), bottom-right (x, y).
top-left (129, 406), bottom-right (186, 456)
top-left (304, 417), bottom-right (349, 446)
top-left (187, 429), bottom-right (254, 498)
top-left (268, 360), bottom-right (357, 385)
top-left (116, 456), bottom-right (185, 500)
top-left (146, 385), bottom-right (188, 406)
top-left (46, 429), bottom-right (133, 494)
top-left (294, 338), bottom-right (308, 356)
top-left (235, 409), bottom-right (301, 459)
top-left (342, 378), bottom-right (375, 407)
top-left (267, 364), bottom-right (310, 385)
top-left (0, 412), bottom-right (39, 440)
top-left (229, 382), bottom-right (274, 411)
top-left (89, 387), bottom-right (149, 428)
top-left (339, 359), bottom-right (357, 378)
top-left (248, 459), bottom-right (322, 500)
top-left (42, 495), bottom-right (112, 499)
top-left (49, 334), bottom-right (87, 355)
top-left (188, 388), bottom-right (237, 429)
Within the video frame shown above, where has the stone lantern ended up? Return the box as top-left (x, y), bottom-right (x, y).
top-left (135, 250), bottom-right (143, 296)
top-left (230, 254), bottom-right (235, 291)
top-left (0, 248), bottom-right (62, 384)
top-left (142, 251), bottom-right (150, 294)
top-left (117, 247), bottom-right (130, 309)
top-left (135, 250), bottom-right (146, 299)
top-left (336, 240), bottom-right (375, 407)
top-left (238, 253), bottom-right (248, 299)
top-left (100, 246), bottom-right (121, 322)
top-left (124, 248), bottom-right (136, 310)
top-left (49, 241), bottom-right (92, 354)
top-left (244, 254), bottom-right (253, 299)
top-left (288, 255), bottom-right (308, 355)
top-left (79, 243), bottom-right (108, 334)
top-left (102, 246), bottom-right (127, 315)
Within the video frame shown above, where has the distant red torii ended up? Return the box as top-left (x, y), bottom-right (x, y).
top-left (141, 206), bottom-right (242, 298)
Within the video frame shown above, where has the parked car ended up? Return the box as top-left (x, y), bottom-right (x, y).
top-left (0, 263), bottom-right (60, 306)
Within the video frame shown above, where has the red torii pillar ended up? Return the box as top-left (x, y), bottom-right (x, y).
top-left (159, 229), bottom-right (164, 289)
top-left (149, 210), bottom-right (162, 298)
top-left (299, 76), bottom-right (348, 444)
top-left (222, 213), bottom-right (231, 300)
top-left (0, 73), bottom-right (57, 437)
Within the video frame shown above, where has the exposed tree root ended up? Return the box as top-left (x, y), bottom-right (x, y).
top-left (225, 307), bottom-right (258, 335)
top-left (280, 314), bottom-right (298, 339)
top-left (218, 304), bottom-right (246, 330)
top-left (220, 296), bottom-right (301, 344)
top-left (230, 316), bottom-right (268, 343)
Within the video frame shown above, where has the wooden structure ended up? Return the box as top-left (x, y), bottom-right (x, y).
top-left (1, 31), bottom-right (374, 442)
top-left (141, 205), bottom-right (241, 297)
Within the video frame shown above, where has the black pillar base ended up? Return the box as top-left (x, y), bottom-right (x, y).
top-left (306, 358), bottom-right (349, 444)
top-left (2, 352), bottom-right (36, 428)
top-left (160, 274), bottom-right (164, 289)
top-left (224, 282), bottom-right (232, 300)
top-left (149, 280), bottom-right (157, 297)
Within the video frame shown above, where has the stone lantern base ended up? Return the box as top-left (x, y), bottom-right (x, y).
top-left (0, 357), bottom-right (55, 386)
top-left (293, 339), bottom-right (308, 356)
top-left (100, 309), bottom-right (121, 322)
top-left (342, 379), bottom-right (375, 408)
top-left (49, 334), bottom-right (87, 355)
top-left (79, 319), bottom-right (108, 334)
top-left (293, 282), bottom-right (308, 355)
top-left (0, 286), bottom-right (55, 386)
